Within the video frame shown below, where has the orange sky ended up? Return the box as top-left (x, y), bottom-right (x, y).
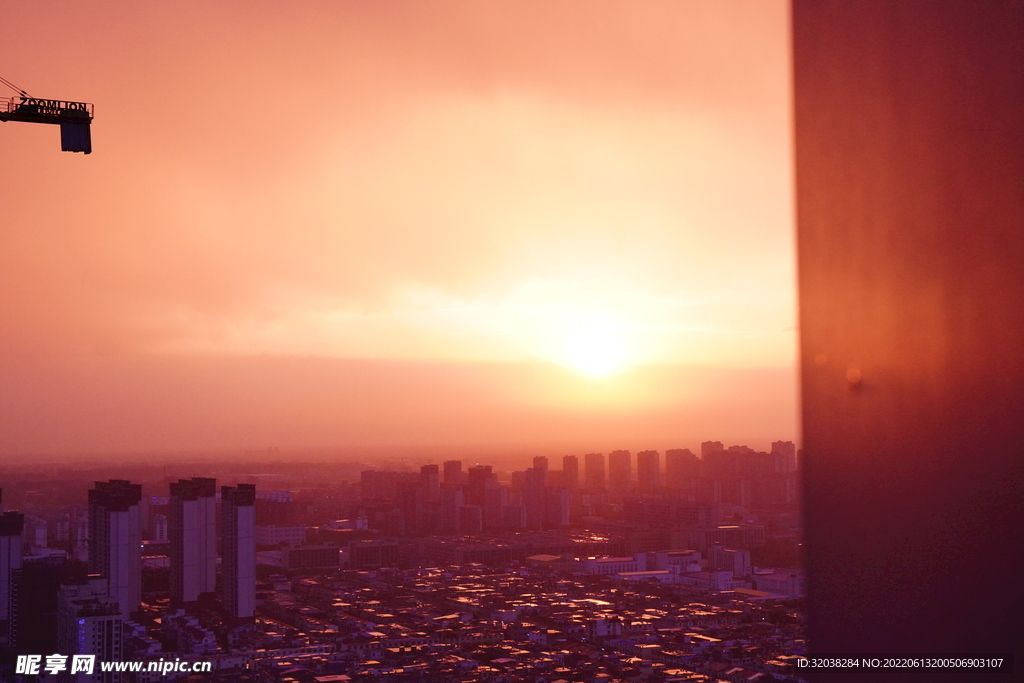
top-left (0, 1), bottom-right (796, 458)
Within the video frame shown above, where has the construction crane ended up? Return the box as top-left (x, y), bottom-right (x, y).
top-left (0, 75), bottom-right (93, 154)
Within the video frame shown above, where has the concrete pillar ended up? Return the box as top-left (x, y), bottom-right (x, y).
top-left (794, 1), bottom-right (1024, 679)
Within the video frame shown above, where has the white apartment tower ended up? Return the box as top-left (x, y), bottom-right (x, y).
top-left (88, 480), bottom-right (142, 617)
top-left (221, 484), bottom-right (256, 620)
top-left (169, 477), bottom-right (217, 604)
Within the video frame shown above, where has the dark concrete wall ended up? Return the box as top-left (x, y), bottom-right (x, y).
top-left (793, 1), bottom-right (1023, 680)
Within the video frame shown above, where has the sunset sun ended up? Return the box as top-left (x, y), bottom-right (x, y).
top-left (557, 319), bottom-right (630, 377)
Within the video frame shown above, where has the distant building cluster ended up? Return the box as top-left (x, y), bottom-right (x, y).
top-left (359, 459), bottom-right (571, 536)
top-left (0, 441), bottom-right (804, 682)
top-left (357, 443), bottom-right (797, 540)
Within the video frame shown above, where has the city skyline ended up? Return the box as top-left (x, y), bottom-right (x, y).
top-left (0, 439), bottom-right (806, 680)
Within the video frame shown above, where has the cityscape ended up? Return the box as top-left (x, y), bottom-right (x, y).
top-left (0, 443), bottom-right (803, 682)
top-left (4, 1), bottom-right (1020, 681)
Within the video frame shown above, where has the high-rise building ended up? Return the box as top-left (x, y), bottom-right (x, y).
top-left (71, 510), bottom-right (90, 563)
top-left (399, 481), bottom-right (423, 535)
top-left (523, 467), bottom-right (547, 529)
top-left (23, 514), bottom-right (47, 552)
top-left (88, 480), bottom-right (142, 617)
top-left (1, 511), bottom-right (24, 645)
top-left (144, 496), bottom-right (169, 540)
top-left (439, 483), bottom-right (463, 534)
top-left (11, 557), bottom-right (69, 655)
top-left (544, 487), bottom-right (570, 527)
top-left (562, 455), bottom-right (579, 490)
top-left (701, 441), bottom-right (731, 477)
top-left (459, 505), bottom-right (483, 534)
top-left (701, 440), bottom-right (725, 460)
top-left (466, 466), bottom-right (492, 509)
top-left (149, 513), bottom-right (168, 543)
top-left (57, 576), bottom-right (123, 682)
top-left (54, 514), bottom-right (71, 544)
top-left (697, 478), bottom-right (722, 504)
top-left (501, 503), bottom-right (526, 529)
top-left (665, 448), bottom-right (699, 491)
top-left (545, 469), bottom-right (565, 487)
top-left (420, 464), bottom-right (440, 502)
top-left (771, 440), bottom-right (798, 473)
top-left (608, 450), bottom-right (632, 494)
top-left (221, 484), bottom-right (256, 620)
top-left (169, 477), bottom-right (216, 605)
top-left (532, 456), bottom-right (549, 472)
top-left (482, 477), bottom-right (507, 530)
top-left (443, 460), bottom-right (463, 486)
top-left (584, 453), bottom-right (606, 491)
top-left (636, 450), bottom-right (661, 493)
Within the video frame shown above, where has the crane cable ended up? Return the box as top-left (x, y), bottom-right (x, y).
top-left (0, 75), bottom-right (30, 97)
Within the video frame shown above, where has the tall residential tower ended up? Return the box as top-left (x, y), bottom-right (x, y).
top-left (169, 477), bottom-right (217, 605)
top-left (608, 450), bottom-right (631, 494)
top-left (88, 480), bottom-right (142, 617)
top-left (584, 453), bottom-right (606, 491)
top-left (221, 484), bottom-right (256, 620)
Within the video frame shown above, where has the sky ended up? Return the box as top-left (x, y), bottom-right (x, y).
top-left (0, 1), bottom-right (796, 459)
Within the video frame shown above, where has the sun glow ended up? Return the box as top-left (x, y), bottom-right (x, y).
top-left (556, 319), bottom-right (631, 377)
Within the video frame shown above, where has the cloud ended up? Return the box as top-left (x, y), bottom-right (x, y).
top-left (0, 1), bottom-right (794, 452)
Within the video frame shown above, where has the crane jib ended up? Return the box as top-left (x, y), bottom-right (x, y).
top-left (17, 98), bottom-right (92, 118)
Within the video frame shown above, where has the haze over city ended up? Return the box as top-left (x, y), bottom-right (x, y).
top-left (0, 0), bottom-right (795, 459)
